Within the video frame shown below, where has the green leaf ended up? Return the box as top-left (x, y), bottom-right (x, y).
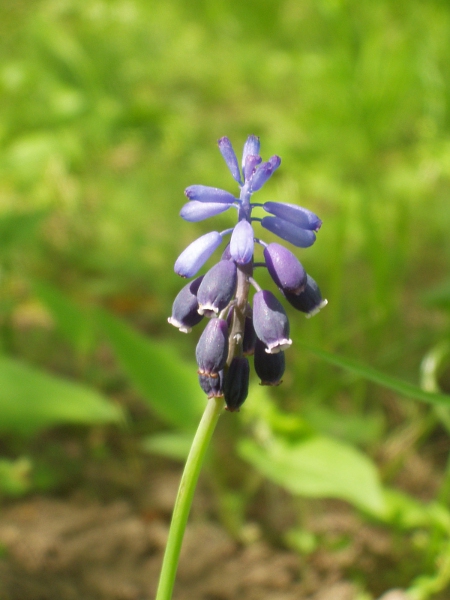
top-left (0, 356), bottom-right (124, 433)
top-left (142, 432), bottom-right (193, 460)
top-left (98, 309), bottom-right (204, 431)
top-left (239, 435), bottom-right (385, 515)
top-left (298, 342), bottom-right (450, 408)
top-left (33, 280), bottom-right (96, 355)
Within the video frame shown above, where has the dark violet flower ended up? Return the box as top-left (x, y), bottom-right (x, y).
top-left (230, 219), bottom-right (254, 265)
top-left (174, 231), bottom-right (223, 278)
top-left (170, 135), bottom-right (326, 405)
top-left (196, 318), bottom-right (229, 376)
top-left (253, 289), bottom-right (292, 354)
top-left (282, 274), bottom-right (328, 317)
top-left (254, 339), bottom-right (285, 386)
top-left (197, 260), bottom-right (237, 316)
top-left (264, 242), bottom-right (306, 295)
top-left (168, 276), bottom-right (204, 333)
top-left (223, 357), bottom-right (250, 412)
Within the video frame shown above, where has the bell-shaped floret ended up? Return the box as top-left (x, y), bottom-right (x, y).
top-left (218, 137), bottom-right (242, 185)
top-left (282, 274), bottom-right (328, 317)
top-left (168, 276), bottom-right (204, 333)
top-left (185, 185), bottom-right (236, 204)
top-left (230, 220), bottom-right (254, 265)
top-left (252, 290), bottom-right (292, 354)
top-left (174, 231), bottom-right (222, 278)
top-left (223, 357), bottom-right (250, 412)
top-left (261, 216), bottom-right (316, 248)
top-left (249, 156), bottom-right (281, 192)
top-left (263, 202), bottom-right (322, 231)
top-left (180, 201), bottom-right (232, 222)
top-left (254, 339), bottom-right (285, 386)
top-left (263, 243), bottom-right (306, 295)
top-left (196, 318), bottom-right (229, 376)
top-left (198, 371), bottom-right (224, 398)
top-left (242, 135), bottom-right (261, 171)
top-left (197, 260), bottom-right (237, 316)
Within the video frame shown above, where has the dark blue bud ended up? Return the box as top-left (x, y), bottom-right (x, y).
top-left (243, 154), bottom-right (262, 183)
top-left (174, 231), bottom-right (223, 278)
top-left (168, 276), bottom-right (204, 333)
top-left (230, 220), bottom-right (254, 264)
top-left (261, 216), bottom-right (316, 248)
top-left (282, 274), bottom-right (328, 317)
top-left (185, 185), bottom-right (237, 204)
top-left (253, 290), bottom-right (292, 354)
top-left (264, 242), bottom-right (306, 294)
top-left (196, 318), bottom-right (229, 375)
top-left (249, 156), bottom-right (281, 192)
top-left (254, 339), bottom-right (285, 386)
top-left (224, 357), bottom-right (250, 412)
top-left (242, 135), bottom-right (260, 170)
top-left (180, 201), bottom-right (232, 222)
top-left (218, 137), bottom-right (242, 185)
top-left (198, 371), bottom-right (224, 398)
top-left (197, 260), bottom-right (237, 316)
top-left (263, 202), bottom-right (322, 231)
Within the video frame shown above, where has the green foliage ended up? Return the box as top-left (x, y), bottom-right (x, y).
top-left (0, 355), bottom-right (124, 434)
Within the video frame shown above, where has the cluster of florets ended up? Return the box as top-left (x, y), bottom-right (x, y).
top-left (168, 136), bottom-right (326, 411)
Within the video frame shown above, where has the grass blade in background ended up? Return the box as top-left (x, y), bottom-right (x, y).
top-left (239, 435), bottom-right (385, 515)
top-left (299, 342), bottom-right (450, 408)
top-left (98, 309), bottom-right (204, 431)
top-left (0, 356), bottom-right (124, 434)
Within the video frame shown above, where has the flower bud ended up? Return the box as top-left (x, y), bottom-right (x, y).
top-left (242, 135), bottom-right (260, 170)
top-left (196, 318), bottom-right (229, 375)
top-left (249, 156), bottom-right (281, 192)
top-left (282, 274), bottom-right (328, 317)
top-left (168, 276), bottom-right (204, 333)
top-left (224, 357), bottom-right (250, 412)
top-left (180, 201), bottom-right (231, 222)
top-left (198, 371), bottom-right (224, 398)
top-left (185, 185), bottom-right (236, 204)
top-left (230, 220), bottom-right (254, 265)
top-left (263, 202), bottom-right (322, 231)
top-left (218, 137), bottom-right (242, 184)
top-left (254, 339), bottom-right (285, 386)
top-left (252, 290), bottom-right (292, 354)
top-left (197, 260), bottom-right (237, 316)
top-left (261, 216), bottom-right (316, 248)
top-left (263, 243), bottom-right (306, 295)
top-left (174, 231), bottom-right (223, 278)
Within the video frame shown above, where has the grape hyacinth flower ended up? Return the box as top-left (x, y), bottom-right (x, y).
top-left (169, 135), bottom-right (327, 411)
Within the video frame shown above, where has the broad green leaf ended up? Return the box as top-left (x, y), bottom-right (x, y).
top-left (33, 280), bottom-right (96, 355)
top-left (0, 457), bottom-right (31, 496)
top-left (239, 435), bottom-right (385, 515)
top-left (0, 356), bottom-right (124, 433)
top-left (298, 342), bottom-right (450, 408)
top-left (142, 432), bottom-right (193, 460)
top-left (98, 309), bottom-right (204, 431)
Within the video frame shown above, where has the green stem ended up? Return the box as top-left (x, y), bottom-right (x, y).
top-left (155, 396), bottom-right (224, 600)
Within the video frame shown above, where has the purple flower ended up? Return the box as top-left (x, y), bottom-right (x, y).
top-left (197, 260), bottom-right (237, 316)
top-left (263, 202), bottom-right (322, 231)
top-left (180, 201), bottom-right (232, 222)
top-left (196, 318), bottom-right (229, 376)
top-left (253, 290), bottom-right (292, 354)
top-left (264, 242), bottom-right (306, 295)
top-left (230, 220), bottom-right (254, 265)
top-left (261, 216), bottom-right (316, 248)
top-left (282, 274), bottom-right (328, 317)
top-left (185, 185), bottom-right (236, 204)
top-left (254, 339), bottom-right (285, 386)
top-left (223, 357), bottom-right (250, 412)
top-left (168, 275), bottom-right (204, 333)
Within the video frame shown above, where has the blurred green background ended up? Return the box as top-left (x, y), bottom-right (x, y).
top-left (2, 0), bottom-right (450, 596)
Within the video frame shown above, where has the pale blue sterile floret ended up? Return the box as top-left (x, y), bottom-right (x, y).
top-left (170, 135), bottom-right (326, 405)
